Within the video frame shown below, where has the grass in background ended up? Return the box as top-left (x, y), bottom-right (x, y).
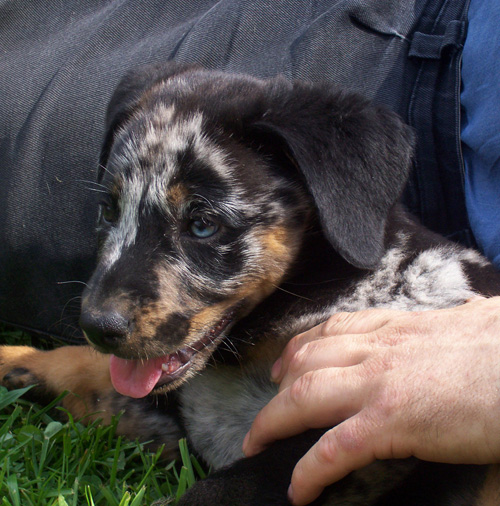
top-left (0, 324), bottom-right (205, 506)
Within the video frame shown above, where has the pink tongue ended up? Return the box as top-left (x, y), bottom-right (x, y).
top-left (110, 355), bottom-right (165, 398)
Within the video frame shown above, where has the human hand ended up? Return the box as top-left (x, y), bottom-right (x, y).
top-left (242, 297), bottom-right (500, 505)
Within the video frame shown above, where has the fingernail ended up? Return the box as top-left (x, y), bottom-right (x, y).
top-left (271, 357), bottom-right (282, 382)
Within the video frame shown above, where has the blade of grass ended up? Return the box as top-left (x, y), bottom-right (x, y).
top-left (109, 436), bottom-right (122, 488)
top-left (178, 439), bottom-right (195, 487)
top-left (190, 454), bottom-right (207, 480)
top-left (129, 487), bottom-right (146, 506)
top-left (0, 386), bottom-right (34, 410)
top-left (6, 474), bottom-right (20, 506)
top-left (84, 485), bottom-right (95, 506)
top-left (175, 467), bottom-right (188, 502)
top-left (117, 491), bottom-right (131, 506)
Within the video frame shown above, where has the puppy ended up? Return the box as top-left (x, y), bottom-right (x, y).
top-left (2, 63), bottom-right (500, 505)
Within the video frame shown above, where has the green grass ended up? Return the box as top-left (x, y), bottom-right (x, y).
top-left (0, 325), bottom-right (205, 506)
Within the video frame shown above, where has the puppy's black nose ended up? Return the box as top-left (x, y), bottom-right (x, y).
top-left (80, 310), bottom-right (129, 351)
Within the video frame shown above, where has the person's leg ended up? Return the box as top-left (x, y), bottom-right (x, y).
top-left (461, 0), bottom-right (500, 269)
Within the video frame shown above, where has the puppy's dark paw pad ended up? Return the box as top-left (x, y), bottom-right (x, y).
top-left (2, 367), bottom-right (40, 390)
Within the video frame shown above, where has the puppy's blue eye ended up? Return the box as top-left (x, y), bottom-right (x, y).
top-left (188, 218), bottom-right (219, 238)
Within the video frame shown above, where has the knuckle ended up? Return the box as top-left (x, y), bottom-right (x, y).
top-left (335, 417), bottom-right (370, 455)
top-left (288, 370), bottom-right (316, 408)
top-left (357, 353), bottom-right (405, 413)
top-left (288, 342), bottom-right (315, 376)
top-left (288, 348), bottom-right (306, 377)
top-left (360, 349), bottom-right (398, 381)
top-left (315, 430), bottom-right (339, 465)
top-left (358, 354), bottom-right (381, 379)
top-left (323, 312), bottom-right (354, 336)
top-left (372, 324), bottom-right (410, 347)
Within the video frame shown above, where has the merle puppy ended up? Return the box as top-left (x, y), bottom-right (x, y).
top-left (1, 63), bottom-right (500, 505)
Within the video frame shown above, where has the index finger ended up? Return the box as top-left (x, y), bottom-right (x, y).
top-left (288, 415), bottom-right (377, 505)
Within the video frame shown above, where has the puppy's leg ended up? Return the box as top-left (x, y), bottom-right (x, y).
top-left (176, 431), bottom-right (490, 506)
top-left (0, 346), bottom-right (182, 458)
top-left (0, 345), bottom-right (110, 417)
top-left (174, 429), bottom-right (420, 506)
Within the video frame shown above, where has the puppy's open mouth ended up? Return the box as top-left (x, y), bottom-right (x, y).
top-left (109, 312), bottom-right (235, 398)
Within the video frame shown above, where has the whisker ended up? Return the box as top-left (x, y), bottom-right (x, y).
top-left (57, 280), bottom-right (89, 288)
top-left (229, 334), bottom-right (254, 347)
top-left (98, 164), bottom-right (115, 178)
top-left (76, 179), bottom-right (109, 189)
top-left (58, 296), bottom-right (83, 326)
top-left (85, 187), bottom-right (109, 194)
top-left (271, 284), bottom-right (313, 301)
top-left (222, 338), bottom-right (240, 357)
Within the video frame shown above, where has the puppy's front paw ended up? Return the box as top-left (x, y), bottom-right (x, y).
top-left (0, 346), bottom-right (42, 388)
top-left (2, 366), bottom-right (41, 390)
top-left (0, 345), bottom-right (112, 414)
top-left (0, 345), bottom-right (55, 403)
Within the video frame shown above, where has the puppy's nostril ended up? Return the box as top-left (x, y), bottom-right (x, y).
top-left (80, 311), bottom-right (129, 351)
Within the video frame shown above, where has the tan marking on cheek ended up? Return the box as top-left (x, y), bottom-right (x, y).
top-left (182, 224), bottom-right (304, 341)
top-left (251, 224), bottom-right (304, 299)
top-left (476, 465), bottom-right (500, 505)
top-left (260, 225), bottom-right (302, 272)
top-left (260, 226), bottom-right (296, 261)
top-left (241, 225), bottom-right (305, 366)
top-left (186, 302), bottom-right (234, 342)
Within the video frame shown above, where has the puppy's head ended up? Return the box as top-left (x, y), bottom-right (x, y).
top-left (80, 63), bottom-right (414, 397)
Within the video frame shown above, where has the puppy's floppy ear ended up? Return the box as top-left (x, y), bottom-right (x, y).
top-left (253, 79), bottom-right (415, 270)
top-left (98, 61), bottom-right (199, 180)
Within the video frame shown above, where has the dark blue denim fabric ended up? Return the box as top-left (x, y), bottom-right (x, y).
top-left (402, 0), bottom-right (471, 247)
top-left (0, 0), bottom-right (471, 338)
top-left (461, 0), bottom-right (500, 270)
